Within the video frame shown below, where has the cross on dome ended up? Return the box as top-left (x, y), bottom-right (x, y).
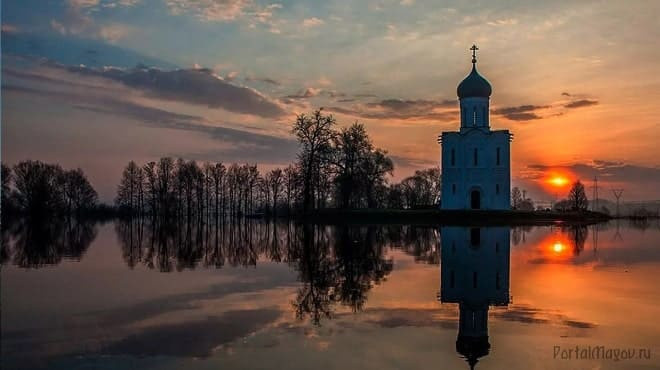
top-left (470, 44), bottom-right (479, 64)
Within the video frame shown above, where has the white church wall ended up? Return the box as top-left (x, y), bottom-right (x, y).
top-left (440, 130), bottom-right (511, 210)
top-left (459, 97), bottom-right (490, 128)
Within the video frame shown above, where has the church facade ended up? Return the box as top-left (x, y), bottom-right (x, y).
top-left (440, 46), bottom-right (512, 210)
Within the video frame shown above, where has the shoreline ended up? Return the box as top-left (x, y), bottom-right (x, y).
top-left (297, 209), bottom-right (612, 226)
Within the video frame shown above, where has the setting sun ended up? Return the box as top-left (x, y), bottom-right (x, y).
top-left (550, 177), bottom-right (569, 187)
top-left (540, 171), bottom-right (574, 195)
top-left (553, 242), bottom-right (565, 253)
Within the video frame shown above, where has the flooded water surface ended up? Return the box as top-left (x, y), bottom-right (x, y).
top-left (2, 220), bottom-right (659, 369)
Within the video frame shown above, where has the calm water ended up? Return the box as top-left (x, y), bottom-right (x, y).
top-left (2, 220), bottom-right (660, 370)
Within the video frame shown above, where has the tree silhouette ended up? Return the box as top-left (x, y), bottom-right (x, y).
top-left (398, 168), bottom-right (441, 209)
top-left (2, 164), bottom-right (14, 218)
top-left (267, 168), bottom-right (283, 214)
top-left (292, 109), bottom-right (336, 212)
top-left (11, 160), bottom-right (97, 219)
top-left (63, 168), bottom-right (98, 216)
top-left (568, 181), bottom-right (589, 211)
top-left (511, 187), bottom-right (522, 209)
top-left (116, 161), bottom-right (144, 214)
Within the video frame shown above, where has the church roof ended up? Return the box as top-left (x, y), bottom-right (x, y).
top-left (457, 64), bottom-right (492, 99)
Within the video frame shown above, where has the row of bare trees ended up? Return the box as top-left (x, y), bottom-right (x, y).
top-left (116, 158), bottom-right (298, 220)
top-left (116, 109), bottom-right (440, 220)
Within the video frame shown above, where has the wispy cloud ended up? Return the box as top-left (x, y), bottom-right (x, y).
top-left (493, 94), bottom-right (599, 122)
top-left (57, 63), bottom-right (286, 118)
top-left (245, 75), bottom-right (281, 86)
top-left (302, 17), bottom-right (324, 28)
top-left (50, 0), bottom-right (135, 42)
top-left (564, 99), bottom-right (598, 109)
top-left (284, 87), bottom-right (322, 99)
top-left (492, 104), bottom-right (548, 121)
top-left (328, 98), bottom-right (458, 121)
top-left (3, 74), bottom-right (297, 162)
top-left (165, 0), bottom-right (283, 32)
top-left (487, 18), bottom-right (518, 26)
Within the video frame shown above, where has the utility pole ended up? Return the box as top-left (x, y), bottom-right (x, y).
top-left (612, 189), bottom-right (624, 217)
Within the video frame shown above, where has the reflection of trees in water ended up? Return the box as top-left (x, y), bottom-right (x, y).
top-left (290, 224), bottom-right (393, 325)
top-left (1, 226), bottom-right (10, 265)
top-left (559, 225), bottom-right (588, 256)
top-left (627, 218), bottom-right (660, 232)
top-left (115, 219), bottom-right (286, 272)
top-left (1, 218), bottom-right (97, 268)
top-left (114, 220), bottom-right (395, 324)
top-left (382, 225), bottom-right (439, 264)
top-left (511, 226), bottom-right (532, 246)
top-left (290, 224), bottom-right (335, 324)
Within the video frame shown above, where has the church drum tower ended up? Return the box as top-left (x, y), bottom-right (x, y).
top-left (440, 45), bottom-right (512, 210)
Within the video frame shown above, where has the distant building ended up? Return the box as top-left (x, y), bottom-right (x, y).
top-left (440, 45), bottom-right (512, 210)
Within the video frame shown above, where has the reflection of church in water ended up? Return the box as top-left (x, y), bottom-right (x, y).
top-left (439, 227), bottom-right (511, 369)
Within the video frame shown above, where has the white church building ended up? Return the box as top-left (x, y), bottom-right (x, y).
top-left (440, 45), bottom-right (512, 210)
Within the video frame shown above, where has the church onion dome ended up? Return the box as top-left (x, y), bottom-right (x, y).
top-left (457, 65), bottom-right (492, 99)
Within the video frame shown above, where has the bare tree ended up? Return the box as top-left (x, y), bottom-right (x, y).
top-left (209, 162), bottom-right (226, 218)
top-left (12, 160), bottom-right (64, 216)
top-left (292, 109), bottom-right (336, 212)
top-left (511, 187), bottom-right (522, 209)
top-left (12, 160), bottom-right (97, 218)
top-left (2, 164), bottom-right (13, 215)
top-left (268, 168), bottom-right (284, 214)
top-left (116, 161), bottom-right (143, 214)
top-left (568, 181), bottom-right (588, 211)
top-left (143, 161), bottom-right (158, 218)
top-left (63, 168), bottom-right (98, 215)
top-left (362, 149), bottom-right (394, 208)
top-left (396, 168), bottom-right (440, 209)
top-left (283, 165), bottom-right (298, 213)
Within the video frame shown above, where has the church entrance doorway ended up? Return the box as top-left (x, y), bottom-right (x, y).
top-left (471, 190), bottom-right (481, 209)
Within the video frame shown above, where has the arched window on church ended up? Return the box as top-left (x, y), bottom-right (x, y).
top-left (496, 147), bottom-right (501, 166)
top-left (473, 107), bottom-right (477, 126)
top-left (451, 148), bottom-right (455, 166)
top-left (452, 184), bottom-right (456, 194)
top-left (496, 183), bottom-right (500, 195)
top-left (473, 148), bottom-right (478, 166)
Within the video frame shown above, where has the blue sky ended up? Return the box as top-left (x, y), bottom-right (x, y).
top-left (2, 0), bottom-right (660, 202)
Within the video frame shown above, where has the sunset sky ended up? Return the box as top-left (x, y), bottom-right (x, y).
top-left (2, 0), bottom-right (660, 203)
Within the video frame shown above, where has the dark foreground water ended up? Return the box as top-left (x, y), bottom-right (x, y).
top-left (2, 220), bottom-right (660, 370)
